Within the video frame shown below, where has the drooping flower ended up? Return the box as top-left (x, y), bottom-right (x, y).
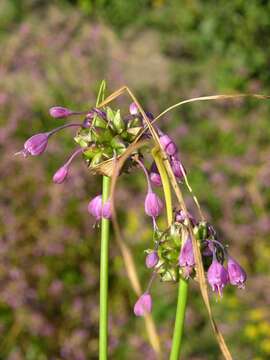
top-left (171, 156), bottom-right (184, 180)
top-left (88, 195), bottom-right (103, 220)
top-left (207, 258), bottom-right (228, 296)
top-left (227, 257), bottom-right (247, 288)
top-left (23, 133), bottom-right (49, 156)
top-left (129, 102), bottom-right (139, 115)
top-left (159, 134), bottom-right (177, 156)
top-left (145, 191), bottom-right (163, 218)
top-left (53, 165), bottom-right (69, 184)
top-left (146, 251), bottom-right (159, 268)
top-left (102, 200), bottom-right (112, 219)
top-left (179, 237), bottom-right (195, 278)
top-left (52, 148), bottom-right (83, 184)
top-left (49, 106), bottom-right (74, 119)
top-left (134, 293), bottom-right (152, 316)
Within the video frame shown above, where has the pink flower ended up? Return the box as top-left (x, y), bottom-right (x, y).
top-left (49, 106), bottom-right (73, 119)
top-left (207, 258), bottom-right (228, 296)
top-left (102, 200), bottom-right (112, 219)
top-left (146, 251), bottom-right (159, 268)
top-left (23, 133), bottom-right (49, 156)
top-left (129, 102), bottom-right (139, 115)
top-left (53, 165), bottom-right (69, 184)
top-left (134, 293), bottom-right (152, 316)
top-left (144, 191), bottom-right (163, 218)
top-left (178, 237), bottom-right (195, 278)
top-left (228, 257), bottom-right (247, 288)
top-left (88, 195), bottom-right (103, 220)
top-left (160, 134), bottom-right (177, 156)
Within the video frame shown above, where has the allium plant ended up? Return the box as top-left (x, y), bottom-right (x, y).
top-left (18, 82), bottom-right (268, 360)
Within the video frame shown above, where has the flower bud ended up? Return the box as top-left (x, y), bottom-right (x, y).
top-left (102, 200), bottom-right (112, 219)
top-left (24, 133), bottom-right (49, 156)
top-left (149, 162), bottom-right (162, 187)
top-left (159, 134), bottom-right (177, 156)
top-left (227, 257), bottom-right (247, 288)
top-left (87, 195), bottom-right (103, 220)
top-left (179, 237), bottom-right (195, 267)
top-left (134, 293), bottom-right (152, 317)
top-left (144, 191), bottom-right (163, 218)
top-left (175, 210), bottom-right (195, 226)
top-left (150, 172), bottom-right (162, 187)
top-left (49, 106), bottom-right (73, 119)
top-left (146, 251), bottom-right (159, 268)
top-left (53, 165), bottom-right (69, 184)
top-left (207, 258), bottom-right (228, 296)
top-left (129, 102), bottom-right (139, 115)
top-left (171, 156), bottom-right (184, 180)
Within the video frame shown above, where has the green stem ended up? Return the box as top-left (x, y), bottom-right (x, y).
top-left (152, 148), bottom-right (189, 360)
top-left (99, 175), bottom-right (111, 360)
top-left (169, 279), bottom-right (189, 360)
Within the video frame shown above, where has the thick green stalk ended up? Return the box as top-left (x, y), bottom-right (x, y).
top-left (152, 148), bottom-right (189, 360)
top-left (99, 175), bottom-right (111, 360)
top-left (169, 279), bottom-right (189, 360)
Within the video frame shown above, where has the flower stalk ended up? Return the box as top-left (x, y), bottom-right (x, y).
top-left (99, 175), bottom-right (111, 360)
top-left (152, 148), bottom-right (189, 359)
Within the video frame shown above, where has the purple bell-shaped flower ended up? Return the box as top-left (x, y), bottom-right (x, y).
top-left (207, 258), bottom-right (228, 296)
top-left (227, 256), bottom-right (247, 289)
top-left (134, 293), bottom-right (152, 317)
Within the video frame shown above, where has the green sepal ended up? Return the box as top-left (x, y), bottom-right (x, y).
top-left (90, 152), bottom-right (104, 166)
top-left (126, 127), bottom-right (142, 140)
top-left (93, 115), bottom-right (107, 129)
top-left (127, 117), bottom-right (142, 128)
top-left (112, 109), bottom-right (125, 133)
top-left (74, 128), bottom-right (93, 147)
top-left (110, 136), bottom-right (126, 152)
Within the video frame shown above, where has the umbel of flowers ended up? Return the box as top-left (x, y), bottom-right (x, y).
top-left (17, 85), bottom-right (250, 360)
top-left (17, 96), bottom-right (247, 318)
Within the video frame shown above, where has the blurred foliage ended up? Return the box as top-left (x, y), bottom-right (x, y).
top-left (0, 0), bottom-right (270, 359)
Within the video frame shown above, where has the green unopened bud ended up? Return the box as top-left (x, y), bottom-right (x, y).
top-left (194, 221), bottom-right (208, 241)
top-left (83, 145), bottom-right (100, 161)
top-left (128, 117), bottom-right (142, 128)
top-left (74, 129), bottom-right (92, 147)
top-left (111, 136), bottom-right (126, 154)
top-left (90, 152), bottom-right (103, 166)
top-left (93, 128), bottom-right (113, 144)
top-left (161, 268), bottom-right (178, 282)
top-left (112, 110), bottom-right (125, 133)
top-left (169, 224), bottom-right (181, 247)
top-left (93, 116), bottom-right (107, 129)
top-left (126, 127), bottom-right (142, 140)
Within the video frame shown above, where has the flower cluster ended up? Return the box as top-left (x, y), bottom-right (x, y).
top-left (17, 91), bottom-right (247, 320)
top-left (134, 213), bottom-right (247, 316)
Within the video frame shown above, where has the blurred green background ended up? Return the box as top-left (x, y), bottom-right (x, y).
top-left (1, 0), bottom-right (270, 359)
